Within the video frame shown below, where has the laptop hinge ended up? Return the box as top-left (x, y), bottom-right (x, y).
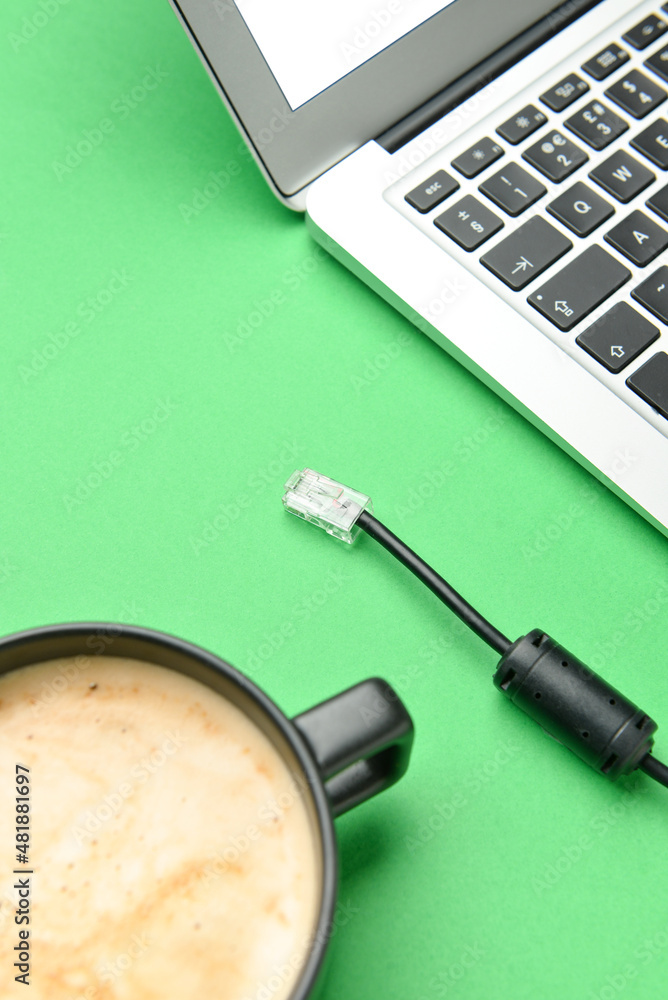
top-left (376, 0), bottom-right (604, 154)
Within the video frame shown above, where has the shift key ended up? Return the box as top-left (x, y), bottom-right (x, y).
top-left (527, 245), bottom-right (630, 331)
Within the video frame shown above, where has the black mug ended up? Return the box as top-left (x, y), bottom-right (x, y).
top-left (0, 623), bottom-right (414, 999)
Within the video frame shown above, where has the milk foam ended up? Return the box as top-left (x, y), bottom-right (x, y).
top-left (0, 656), bottom-right (321, 1000)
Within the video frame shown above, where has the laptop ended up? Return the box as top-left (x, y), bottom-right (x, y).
top-left (168, 0), bottom-right (668, 536)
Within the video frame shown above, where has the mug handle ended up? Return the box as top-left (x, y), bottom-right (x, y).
top-left (292, 678), bottom-right (414, 817)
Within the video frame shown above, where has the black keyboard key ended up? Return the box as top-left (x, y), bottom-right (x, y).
top-left (565, 100), bottom-right (628, 150)
top-left (631, 265), bottom-right (668, 322)
top-left (540, 73), bottom-right (590, 112)
top-left (631, 118), bottom-right (668, 168)
top-left (405, 170), bottom-right (459, 213)
top-left (589, 150), bottom-right (655, 203)
top-left (582, 43), bottom-right (629, 81)
top-left (577, 302), bottom-right (659, 373)
top-left (547, 181), bottom-right (614, 236)
top-left (480, 216), bottom-right (571, 290)
top-left (527, 245), bottom-right (630, 331)
top-left (623, 14), bottom-right (668, 51)
top-left (646, 181), bottom-right (668, 220)
top-left (478, 163), bottom-right (546, 216)
top-left (434, 195), bottom-right (503, 250)
top-left (496, 105), bottom-right (548, 144)
top-left (644, 44), bottom-right (668, 82)
top-left (605, 70), bottom-right (667, 118)
top-left (626, 352), bottom-right (668, 419)
top-left (451, 137), bottom-right (504, 178)
top-left (604, 210), bottom-right (668, 266)
top-left (522, 130), bottom-right (588, 182)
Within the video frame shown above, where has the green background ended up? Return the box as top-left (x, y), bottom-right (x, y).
top-left (2, 1), bottom-right (668, 998)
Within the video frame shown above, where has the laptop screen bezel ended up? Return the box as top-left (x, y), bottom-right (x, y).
top-left (171, 0), bottom-right (599, 199)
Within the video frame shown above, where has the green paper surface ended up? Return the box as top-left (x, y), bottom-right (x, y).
top-left (2, 2), bottom-right (668, 998)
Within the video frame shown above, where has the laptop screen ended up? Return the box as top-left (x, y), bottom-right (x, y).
top-left (171, 0), bottom-right (599, 199)
top-left (234, 0), bottom-right (458, 111)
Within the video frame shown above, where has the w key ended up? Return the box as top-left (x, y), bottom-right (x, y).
top-left (527, 245), bottom-right (630, 331)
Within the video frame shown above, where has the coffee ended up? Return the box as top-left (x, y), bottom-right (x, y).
top-left (0, 656), bottom-right (321, 1000)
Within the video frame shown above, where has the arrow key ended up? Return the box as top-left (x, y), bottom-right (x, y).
top-left (576, 302), bottom-right (659, 372)
top-left (528, 245), bottom-right (630, 331)
top-left (604, 209), bottom-right (668, 265)
top-left (481, 216), bottom-right (571, 290)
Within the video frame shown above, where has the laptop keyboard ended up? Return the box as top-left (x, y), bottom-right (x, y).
top-left (387, 4), bottom-right (668, 430)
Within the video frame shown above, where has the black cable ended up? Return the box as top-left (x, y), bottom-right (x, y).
top-left (357, 510), bottom-right (512, 656)
top-left (640, 753), bottom-right (668, 789)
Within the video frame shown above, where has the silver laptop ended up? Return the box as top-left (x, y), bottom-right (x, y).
top-left (169, 0), bottom-right (668, 535)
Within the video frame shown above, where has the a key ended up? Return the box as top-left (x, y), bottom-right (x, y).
top-left (589, 149), bottom-right (655, 202)
top-left (605, 70), bottom-right (666, 119)
top-left (547, 181), bottom-right (614, 236)
top-left (478, 163), bottom-right (546, 217)
top-left (527, 245), bottom-right (630, 331)
top-left (626, 352), bottom-right (668, 419)
top-left (577, 302), bottom-right (659, 373)
top-left (631, 265), bottom-right (668, 322)
top-left (451, 137), bottom-right (504, 178)
top-left (582, 43), bottom-right (629, 81)
top-left (540, 74), bottom-right (590, 112)
top-left (434, 195), bottom-right (503, 250)
top-left (604, 210), bottom-right (668, 266)
top-left (522, 130), bottom-right (588, 182)
top-left (496, 105), bottom-right (548, 144)
top-left (405, 170), bottom-right (459, 213)
top-left (565, 100), bottom-right (628, 150)
top-left (631, 119), bottom-right (668, 169)
top-left (480, 216), bottom-right (571, 290)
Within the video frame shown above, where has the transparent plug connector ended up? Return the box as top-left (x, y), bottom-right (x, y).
top-left (282, 469), bottom-right (373, 544)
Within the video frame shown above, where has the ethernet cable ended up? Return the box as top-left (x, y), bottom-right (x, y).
top-left (282, 468), bottom-right (668, 790)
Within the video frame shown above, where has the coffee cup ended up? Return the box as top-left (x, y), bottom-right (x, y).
top-left (0, 623), bottom-right (413, 999)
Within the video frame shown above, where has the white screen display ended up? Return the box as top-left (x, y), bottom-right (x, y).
top-left (235, 0), bottom-right (457, 110)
